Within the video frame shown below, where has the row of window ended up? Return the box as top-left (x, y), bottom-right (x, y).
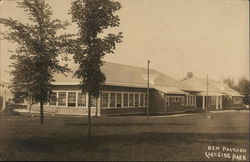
top-left (48, 91), bottom-right (96, 107)
top-left (233, 97), bottom-right (243, 104)
top-left (186, 95), bottom-right (196, 106)
top-left (45, 91), bottom-right (148, 108)
top-left (165, 95), bottom-right (195, 106)
top-left (102, 92), bottom-right (148, 108)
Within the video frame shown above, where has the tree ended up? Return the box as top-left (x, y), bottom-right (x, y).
top-left (223, 78), bottom-right (238, 91)
top-left (238, 77), bottom-right (250, 105)
top-left (70, 0), bottom-right (123, 137)
top-left (0, 0), bottom-right (69, 124)
top-left (224, 77), bottom-right (250, 105)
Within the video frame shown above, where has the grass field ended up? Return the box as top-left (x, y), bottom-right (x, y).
top-left (0, 110), bottom-right (249, 161)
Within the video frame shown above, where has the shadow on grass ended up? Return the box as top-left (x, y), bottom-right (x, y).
top-left (13, 132), bottom-right (249, 154)
top-left (64, 122), bottom-right (192, 127)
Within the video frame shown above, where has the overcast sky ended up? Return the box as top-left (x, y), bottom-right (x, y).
top-left (0, 0), bottom-right (249, 83)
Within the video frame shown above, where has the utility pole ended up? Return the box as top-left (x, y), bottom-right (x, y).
top-left (206, 74), bottom-right (209, 113)
top-left (0, 0), bottom-right (2, 86)
top-left (147, 60), bottom-right (150, 120)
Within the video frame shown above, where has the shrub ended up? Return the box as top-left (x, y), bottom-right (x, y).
top-left (2, 101), bottom-right (20, 116)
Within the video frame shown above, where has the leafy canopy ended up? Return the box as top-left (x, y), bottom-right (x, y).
top-left (0, 0), bottom-right (69, 104)
top-left (70, 0), bottom-right (123, 97)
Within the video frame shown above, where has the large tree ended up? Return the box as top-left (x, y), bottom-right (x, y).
top-left (224, 77), bottom-right (250, 105)
top-left (238, 77), bottom-right (250, 105)
top-left (223, 78), bottom-right (239, 91)
top-left (0, 0), bottom-right (69, 123)
top-left (70, 0), bottom-right (123, 137)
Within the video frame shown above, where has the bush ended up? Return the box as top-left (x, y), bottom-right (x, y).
top-left (1, 102), bottom-right (20, 116)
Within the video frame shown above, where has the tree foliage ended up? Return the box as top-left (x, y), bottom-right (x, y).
top-left (224, 77), bottom-right (250, 104)
top-left (69, 0), bottom-right (122, 136)
top-left (0, 0), bottom-right (69, 122)
top-left (223, 78), bottom-right (238, 91)
top-left (70, 0), bottom-right (123, 97)
top-left (238, 77), bottom-right (250, 104)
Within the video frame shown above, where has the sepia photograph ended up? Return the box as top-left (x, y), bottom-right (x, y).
top-left (0, 0), bottom-right (249, 161)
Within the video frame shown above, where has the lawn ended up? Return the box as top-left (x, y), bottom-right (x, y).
top-left (0, 110), bottom-right (249, 161)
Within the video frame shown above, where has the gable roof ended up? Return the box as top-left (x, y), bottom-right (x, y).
top-left (181, 76), bottom-right (242, 96)
top-left (154, 86), bottom-right (188, 95)
top-left (53, 62), bottom-right (187, 92)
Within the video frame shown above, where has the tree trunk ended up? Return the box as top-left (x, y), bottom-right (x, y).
top-left (87, 94), bottom-right (91, 137)
top-left (28, 97), bottom-right (32, 113)
top-left (95, 97), bottom-right (98, 117)
top-left (40, 101), bottom-right (44, 124)
top-left (1, 91), bottom-right (6, 111)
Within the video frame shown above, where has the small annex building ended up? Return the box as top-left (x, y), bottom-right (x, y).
top-left (29, 62), bottom-right (197, 116)
top-left (180, 77), bottom-right (244, 110)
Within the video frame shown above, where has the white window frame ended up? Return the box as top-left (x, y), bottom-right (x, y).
top-left (134, 93), bottom-right (139, 107)
top-left (101, 91), bottom-right (147, 109)
top-left (186, 95), bottom-right (195, 106)
top-left (102, 92), bottom-right (109, 108)
top-left (122, 92), bottom-right (129, 108)
top-left (67, 92), bottom-right (77, 107)
top-left (49, 91), bottom-right (57, 106)
top-left (77, 92), bottom-right (87, 107)
top-left (58, 91), bottom-right (67, 107)
top-left (129, 93), bottom-right (134, 108)
top-left (109, 92), bottom-right (116, 108)
top-left (165, 96), bottom-right (170, 106)
top-left (139, 93), bottom-right (144, 107)
top-left (116, 92), bottom-right (122, 108)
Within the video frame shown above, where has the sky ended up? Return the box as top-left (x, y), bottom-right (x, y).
top-left (0, 0), bottom-right (249, 84)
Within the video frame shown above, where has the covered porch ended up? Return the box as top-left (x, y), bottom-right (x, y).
top-left (195, 92), bottom-right (223, 110)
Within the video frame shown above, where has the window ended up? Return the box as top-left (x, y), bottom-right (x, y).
top-left (140, 94), bottom-right (144, 107)
top-left (186, 95), bottom-right (195, 106)
top-left (102, 93), bottom-right (109, 108)
top-left (180, 97), bottom-right (185, 105)
top-left (58, 92), bottom-right (66, 106)
top-left (129, 93), bottom-right (134, 107)
top-left (116, 93), bottom-right (122, 107)
top-left (123, 93), bottom-right (128, 107)
top-left (145, 94), bottom-right (148, 106)
top-left (90, 96), bottom-right (96, 107)
top-left (233, 97), bottom-right (243, 104)
top-left (110, 93), bottom-right (116, 107)
top-left (78, 92), bottom-right (86, 107)
top-left (165, 96), bottom-right (170, 106)
top-left (135, 94), bottom-right (139, 107)
top-left (49, 92), bottom-right (57, 106)
top-left (68, 92), bottom-right (76, 107)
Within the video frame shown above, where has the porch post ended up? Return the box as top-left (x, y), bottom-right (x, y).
top-left (75, 92), bottom-right (78, 108)
top-left (220, 95), bottom-right (223, 110)
top-left (66, 92), bottom-right (68, 107)
top-left (202, 95), bottom-right (205, 110)
top-left (216, 95), bottom-right (218, 110)
top-left (96, 93), bottom-right (101, 117)
top-left (194, 96), bottom-right (197, 108)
